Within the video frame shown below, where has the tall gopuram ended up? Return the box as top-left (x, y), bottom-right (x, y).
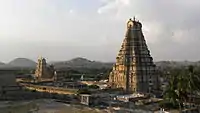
top-left (109, 18), bottom-right (159, 93)
top-left (35, 57), bottom-right (55, 80)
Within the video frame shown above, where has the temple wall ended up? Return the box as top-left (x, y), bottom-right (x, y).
top-left (0, 70), bottom-right (17, 92)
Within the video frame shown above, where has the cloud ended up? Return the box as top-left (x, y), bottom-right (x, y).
top-left (69, 9), bottom-right (74, 14)
top-left (97, 0), bottom-right (200, 61)
top-left (97, 0), bottom-right (130, 15)
top-left (0, 0), bottom-right (200, 62)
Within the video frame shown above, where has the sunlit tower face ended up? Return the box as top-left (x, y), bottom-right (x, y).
top-left (127, 19), bottom-right (134, 28)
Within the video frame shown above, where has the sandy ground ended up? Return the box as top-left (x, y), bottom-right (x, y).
top-left (36, 100), bottom-right (106, 113)
top-left (0, 99), bottom-right (106, 113)
top-left (1, 99), bottom-right (176, 113)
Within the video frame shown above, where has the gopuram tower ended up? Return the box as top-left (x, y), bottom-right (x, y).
top-left (35, 57), bottom-right (55, 80)
top-left (109, 18), bottom-right (158, 93)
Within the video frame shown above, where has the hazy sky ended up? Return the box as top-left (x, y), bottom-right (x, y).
top-left (0, 0), bottom-right (200, 62)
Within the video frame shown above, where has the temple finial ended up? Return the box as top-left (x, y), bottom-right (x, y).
top-left (39, 56), bottom-right (42, 59)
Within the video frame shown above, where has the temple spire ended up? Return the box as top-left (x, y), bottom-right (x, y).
top-left (109, 18), bottom-right (158, 94)
top-left (35, 57), bottom-right (55, 80)
top-left (133, 16), bottom-right (136, 21)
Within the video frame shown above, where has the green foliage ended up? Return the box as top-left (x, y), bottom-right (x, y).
top-left (14, 69), bottom-right (33, 75)
top-left (62, 67), bottom-right (111, 80)
top-left (77, 89), bottom-right (91, 94)
top-left (159, 100), bottom-right (179, 109)
top-left (88, 85), bottom-right (99, 89)
top-left (163, 65), bottom-right (200, 110)
top-left (162, 72), bottom-right (181, 109)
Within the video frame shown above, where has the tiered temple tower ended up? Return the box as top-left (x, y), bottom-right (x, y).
top-left (35, 57), bottom-right (55, 80)
top-left (109, 18), bottom-right (158, 93)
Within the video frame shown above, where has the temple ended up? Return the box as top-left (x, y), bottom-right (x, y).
top-left (34, 57), bottom-right (55, 80)
top-left (109, 18), bottom-right (159, 93)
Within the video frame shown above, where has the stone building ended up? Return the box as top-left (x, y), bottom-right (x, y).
top-left (0, 69), bottom-right (17, 90)
top-left (35, 57), bottom-right (55, 80)
top-left (0, 69), bottom-right (21, 98)
top-left (109, 18), bottom-right (159, 93)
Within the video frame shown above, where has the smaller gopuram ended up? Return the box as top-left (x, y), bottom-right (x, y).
top-left (34, 57), bottom-right (55, 80)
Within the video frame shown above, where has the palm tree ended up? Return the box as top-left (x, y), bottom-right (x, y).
top-left (176, 68), bottom-right (188, 111)
top-left (163, 69), bottom-right (179, 108)
top-left (164, 79), bottom-right (179, 107)
top-left (187, 65), bottom-right (200, 108)
top-left (163, 67), bottom-right (189, 111)
top-left (163, 66), bottom-right (200, 111)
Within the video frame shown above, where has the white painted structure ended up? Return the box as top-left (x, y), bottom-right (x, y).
top-left (116, 93), bottom-right (144, 102)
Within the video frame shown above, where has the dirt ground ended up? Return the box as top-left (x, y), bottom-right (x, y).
top-left (0, 99), bottom-right (107, 113)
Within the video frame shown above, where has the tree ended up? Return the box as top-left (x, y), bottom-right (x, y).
top-left (162, 66), bottom-right (200, 111)
top-left (163, 69), bottom-right (180, 108)
top-left (88, 85), bottom-right (99, 89)
top-left (77, 89), bottom-right (91, 94)
top-left (188, 65), bottom-right (200, 107)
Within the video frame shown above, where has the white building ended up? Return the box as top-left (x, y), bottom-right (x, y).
top-left (116, 93), bottom-right (145, 102)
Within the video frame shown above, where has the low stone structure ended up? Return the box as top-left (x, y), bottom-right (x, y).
top-left (80, 94), bottom-right (91, 105)
top-left (0, 69), bottom-right (24, 100)
top-left (0, 69), bottom-right (17, 92)
top-left (0, 70), bottom-right (16, 86)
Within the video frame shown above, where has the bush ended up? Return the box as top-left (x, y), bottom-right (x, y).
top-left (77, 89), bottom-right (91, 94)
top-left (88, 85), bottom-right (99, 89)
top-left (159, 100), bottom-right (179, 109)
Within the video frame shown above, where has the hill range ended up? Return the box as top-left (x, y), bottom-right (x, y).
top-left (0, 57), bottom-right (200, 70)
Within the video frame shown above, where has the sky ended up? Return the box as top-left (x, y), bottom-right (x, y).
top-left (0, 0), bottom-right (200, 63)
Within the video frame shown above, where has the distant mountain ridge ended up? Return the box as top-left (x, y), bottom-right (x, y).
top-left (7, 58), bottom-right (36, 68)
top-left (0, 62), bottom-right (5, 65)
top-left (52, 58), bottom-right (200, 70)
top-left (1, 57), bottom-right (200, 70)
top-left (155, 61), bottom-right (200, 68)
top-left (52, 57), bottom-right (113, 69)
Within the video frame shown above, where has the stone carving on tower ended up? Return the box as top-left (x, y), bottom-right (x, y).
top-left (109, 18), bottom-right (158, 93)
top-left (35, 57), bottom-right (55, 80)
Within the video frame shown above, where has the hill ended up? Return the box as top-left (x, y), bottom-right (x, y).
top-left (0, 62), bottom-right (5, 65)
top-left (155, 61), bottom-right (200, 69)
top-left (53, 58), bottom-right (200, 70)
top-left (52, 57), bottom-right (113, 69)
top-left (1, 57), bottom-right (200, 70)
top-left (8, 58), bottom-right (36, 68)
